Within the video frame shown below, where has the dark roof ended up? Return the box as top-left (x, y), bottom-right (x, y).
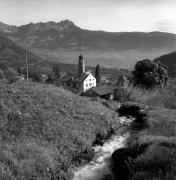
top-left (91, 86), bottom-right (115, 96)
top-left (72, 73), bottom-right (89, 83)
top-left (59, 73), bottom-right (89, 83)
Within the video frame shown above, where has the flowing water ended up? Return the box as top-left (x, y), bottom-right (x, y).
top-left (72, 132), bottom-right (129, 180)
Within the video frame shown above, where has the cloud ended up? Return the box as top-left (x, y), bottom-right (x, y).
top-left (156, 21), bottom-right (176, 33)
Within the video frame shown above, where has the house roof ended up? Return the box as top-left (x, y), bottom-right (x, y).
top-left (59, 72), bottom-right (91, 83)
top-left (91, 86), bottom-right (115, 96)
top-left (72, 73), bottom-right (89, 83)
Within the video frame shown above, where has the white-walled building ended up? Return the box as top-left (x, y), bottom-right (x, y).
top-left (82, 72), bottom-right (96, 92)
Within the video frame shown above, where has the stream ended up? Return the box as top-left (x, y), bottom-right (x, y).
top-left (72, 117), bottom-right (131, 180)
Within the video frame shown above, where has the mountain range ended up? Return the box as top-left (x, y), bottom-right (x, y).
top-left (0, 20), bottom-right (176, 68)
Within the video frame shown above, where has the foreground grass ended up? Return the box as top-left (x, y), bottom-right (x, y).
top-left (0, 81), bottom-right (120, 179)
top-left (125, 91), bottom-right (176, 180)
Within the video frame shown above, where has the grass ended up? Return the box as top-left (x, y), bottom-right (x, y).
top-left (121, 82), bottom-right (176, 109)
top-left (123, 84), bottom-right (176, 180)
top-left (0, 81), bottom-right (120, 179)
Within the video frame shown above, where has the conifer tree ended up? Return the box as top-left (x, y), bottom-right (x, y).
top-left (95, 64), bottom-right (101, 84)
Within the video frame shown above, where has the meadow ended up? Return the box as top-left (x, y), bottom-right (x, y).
top-left (0, 81), bottom-right (120, 179)
top-left (0, 67), bottom-right (176, 180)
top-left (122, 82), bottom-right (176, 180)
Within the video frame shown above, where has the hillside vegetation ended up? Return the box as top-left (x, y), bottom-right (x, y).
top-left (0, 32), bottom-right (41, 67)
top-left (0, 81), bottom-right (119, 179)
top-left (120, 84), bottom-right (176, 180)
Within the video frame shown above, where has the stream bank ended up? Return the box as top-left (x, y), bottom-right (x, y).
top-left (71, 116), bottom-right (133, 180)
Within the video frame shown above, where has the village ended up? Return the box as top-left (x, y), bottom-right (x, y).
top-left (56, 54), bottom-right (129, 101)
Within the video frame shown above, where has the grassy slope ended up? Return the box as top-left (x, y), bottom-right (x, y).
top-left (125, 85), bottom-right (176, 180)
top-left (0, 81), bottom-right (119, 179)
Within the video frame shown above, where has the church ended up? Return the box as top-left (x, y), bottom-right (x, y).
top-left (60, 55), bottom-right (96, 92)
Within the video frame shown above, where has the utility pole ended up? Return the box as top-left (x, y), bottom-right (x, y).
top-left (25, 50), bottom-right (29, 83)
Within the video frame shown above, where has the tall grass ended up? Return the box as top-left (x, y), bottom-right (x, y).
top-left (124, 95), bottom-right (176, 180)
top-left (125, 83), bottom-right (176, 109)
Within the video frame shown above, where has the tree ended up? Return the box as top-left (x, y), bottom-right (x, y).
top-left (0, 68), bottom-right (4, 79)
top-left (46, 73), bottom-right (55, 84)
top-left (95, 64), bottom-right (101, 84)
top-left (31, 71), bottom-right (42, 82)
top-left (52, 64), bottom-right (60, 79)
top-left (132, 59), bottom-right (168, 89)
top-left (0, 62), bottom-right (7, 71)
top-left (17, 66), bottom-right (22, 76)
top-left (5, 67), bottom-right (17, 83)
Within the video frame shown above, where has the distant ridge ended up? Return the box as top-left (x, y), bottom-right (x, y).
top-left (0, 32), bottom-right (42, 66)
top-left (154, 51), bottom-right (176, 77)
top-left (0, 20), bottom-right (175, 68)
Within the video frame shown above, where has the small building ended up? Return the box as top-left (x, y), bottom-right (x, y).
top-left (59, 55), bottom-right (96, 92)
top-left (85, 86), bottom-right (115, 99)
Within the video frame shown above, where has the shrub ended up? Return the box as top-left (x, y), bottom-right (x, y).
top-left (52, 64), bottom-right (60, 79)
top-left (30, 72), bottom-right (42, 82)
top-left (0, 62), bottom-right (7, 71)
top-left (117, 103), bottom-right (148, 130)
top-left (117, 102), bottom-right (141, 117)
top-left (0, 68), bottom-right (4, 79)
top-left (4, 67), bottom-right (17, 83)
top-left (45, 73), bottom-right (55, 84)
top-left (132, 59), bottom-right (168, 89)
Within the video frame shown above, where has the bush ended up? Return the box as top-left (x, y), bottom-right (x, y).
top-left (0, 62), bottom-right (7, 71)
top-left (117, 102), bottom-right (141, 117)
top-left (30, 72), bottom-right (42, 82)
top-left (46, 73), bottom-right (55, 84)
top-left (117, 103), bottom-right (148, 130)
top-left (52, 64), bottom-right (60, 79)
top-left (132, 59), bottom-right (168, 89)
top-left (0, 68), bottom-right (4, 79)
top-left (4, 67), bottom-right (17, 83)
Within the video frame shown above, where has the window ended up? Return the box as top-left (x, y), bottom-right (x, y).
top-left (86, 84), bottom-right (88, 87)
top-left (89, 79), bottom-right (91, 81)
top-left (89, 83), bottom-right (92, 86)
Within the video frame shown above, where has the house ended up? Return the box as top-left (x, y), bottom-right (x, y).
top-left (59, 55), bottom-right (96, 92)
top-left (85, 86), bottom-right (115, 99)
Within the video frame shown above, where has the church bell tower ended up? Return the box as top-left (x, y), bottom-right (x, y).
top-left (78, 54), bottom-right (85, 76)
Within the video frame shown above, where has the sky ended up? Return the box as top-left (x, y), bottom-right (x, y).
top-left (0, 0), bottom-right (176, 33)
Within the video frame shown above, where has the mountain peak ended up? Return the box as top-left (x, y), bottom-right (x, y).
top-left (59, 19), bottom-right (75, 25)
top-left (0, 21), bottom-right (17, 33)
top-left (16, 19), bottom-right (80, 34)
top-left (57, 19), bottom-right (79, 31)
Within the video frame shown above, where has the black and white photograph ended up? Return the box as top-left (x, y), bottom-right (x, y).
top-left (0, 0), bottom-right (176, 179)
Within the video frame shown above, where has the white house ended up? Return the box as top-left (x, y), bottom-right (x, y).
top-left (82, 72), bottom-right (96, 92)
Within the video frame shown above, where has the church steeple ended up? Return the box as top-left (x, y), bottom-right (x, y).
top-left (78, 54), bottom-right (85, 76)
